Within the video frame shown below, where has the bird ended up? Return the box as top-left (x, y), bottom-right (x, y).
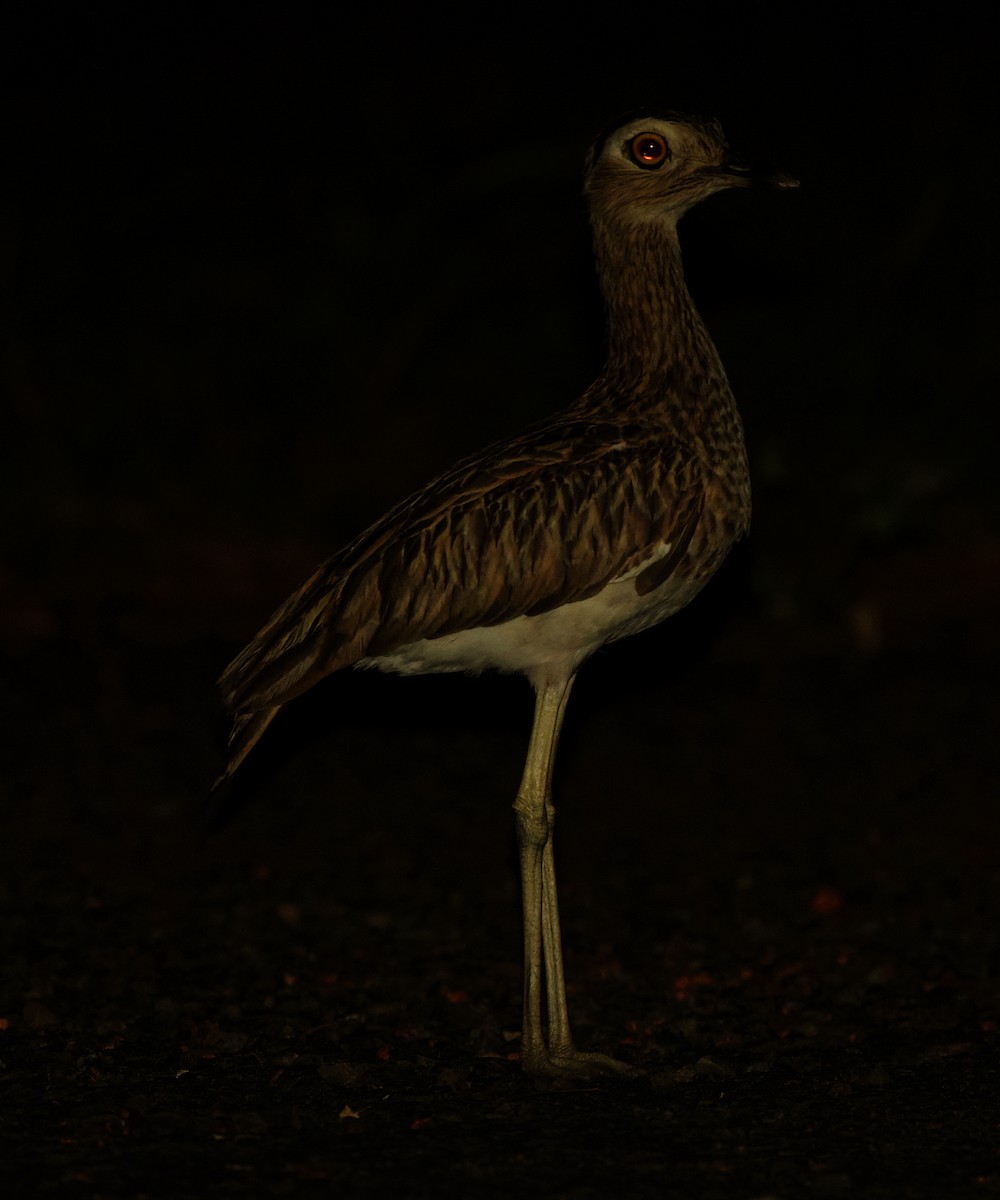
top-left (215, 111), bottom-right (797, 1078)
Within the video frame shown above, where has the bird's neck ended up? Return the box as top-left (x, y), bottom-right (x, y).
top-left (585, 214), bottom-right (731, 416)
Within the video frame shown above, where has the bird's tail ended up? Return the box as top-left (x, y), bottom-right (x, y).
top-left (211, 705), bottom-right (281, 792)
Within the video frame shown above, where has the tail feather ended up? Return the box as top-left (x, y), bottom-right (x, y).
top-left (213, 577), bottom-right (346, 790)
top-left (219, 636), bottom-right (333, 716)
top-left (212, 705), bottom-right (281, 791)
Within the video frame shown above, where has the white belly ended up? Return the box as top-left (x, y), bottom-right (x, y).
top-left (359, 556), bottom-right (709, 687)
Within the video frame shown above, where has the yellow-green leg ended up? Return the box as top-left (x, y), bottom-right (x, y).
top-left (513, 675), bottom-right (643, 1078)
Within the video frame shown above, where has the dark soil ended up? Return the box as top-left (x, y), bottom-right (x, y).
top-left (3, 590), bottom-right (998, 1198)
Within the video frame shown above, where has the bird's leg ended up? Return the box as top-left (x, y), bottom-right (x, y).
top-left (539, 794), bottom-right (571, 1054)
top-left (514, 677), bottom-right (571, 1072)
top-left (513, 676), bottom-right (641, 1079)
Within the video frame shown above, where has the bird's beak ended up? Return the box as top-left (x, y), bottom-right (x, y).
top-left (708, 154), bottom-right (799, 189)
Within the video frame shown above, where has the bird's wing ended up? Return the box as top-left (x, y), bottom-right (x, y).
top-left (219, 417), bottom-right (705, 719)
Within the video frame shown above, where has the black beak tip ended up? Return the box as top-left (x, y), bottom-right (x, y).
top-left (768, 170), bottom-right (800, 190)
top-left (717, 156), bottom-right (799, 189)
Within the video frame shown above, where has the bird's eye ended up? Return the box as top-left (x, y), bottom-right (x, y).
top-left (628, 132), bottom-right (670, 169)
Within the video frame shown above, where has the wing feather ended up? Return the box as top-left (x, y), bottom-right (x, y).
top-left (218, 417), bottom-right (705, 725)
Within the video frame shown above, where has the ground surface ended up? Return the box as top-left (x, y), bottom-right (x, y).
top-left (3, 581), bottom-right (998, 1198)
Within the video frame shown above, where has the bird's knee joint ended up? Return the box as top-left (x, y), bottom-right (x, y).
top-left (513, 795), bottom-right (549, 849)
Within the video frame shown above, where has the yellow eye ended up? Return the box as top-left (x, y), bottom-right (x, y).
top-left (629, 132), bottom-right (670, 169)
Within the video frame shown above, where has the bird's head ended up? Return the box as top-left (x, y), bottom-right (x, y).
top-left (584, 112), bottom-right (798, 225)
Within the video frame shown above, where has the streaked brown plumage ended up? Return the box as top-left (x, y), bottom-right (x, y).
top-left (217, 112), bottom-right (796, 1077)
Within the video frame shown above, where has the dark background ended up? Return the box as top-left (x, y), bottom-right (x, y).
top-left (3, 6), bottom-right (999, 1197)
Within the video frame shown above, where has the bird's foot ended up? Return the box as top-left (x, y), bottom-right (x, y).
top-left (521, 1043), bottom-right (644, 1080)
